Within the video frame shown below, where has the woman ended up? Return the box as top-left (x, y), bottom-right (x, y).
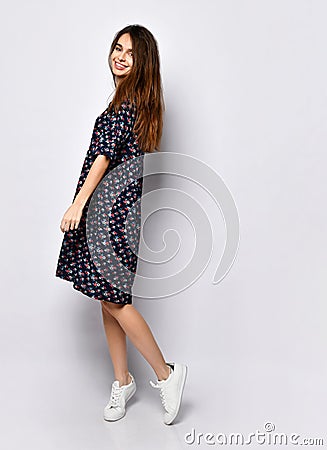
top-left (55, 24), bottom-right (187, 425)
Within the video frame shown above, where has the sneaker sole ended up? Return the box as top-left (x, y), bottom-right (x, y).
top-left (164, 364), bottom-right (188, 425)
top-left (103, 383), bottom-right (137, 421)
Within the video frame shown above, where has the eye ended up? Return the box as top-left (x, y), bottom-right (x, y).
top-left (115, 45), bottom-right (121, 51)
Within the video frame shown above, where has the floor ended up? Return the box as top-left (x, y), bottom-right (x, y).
top-left (2, 351), bottom-right (326, 450)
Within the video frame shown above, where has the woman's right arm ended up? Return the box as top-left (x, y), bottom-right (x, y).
top-left (60, 102), bottom-right (134, 233)
top-left (59, 155), bottom-right (110, 233)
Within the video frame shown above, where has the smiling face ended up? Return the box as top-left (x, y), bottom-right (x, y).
top-left (110, 33), bottom-right (133, 84)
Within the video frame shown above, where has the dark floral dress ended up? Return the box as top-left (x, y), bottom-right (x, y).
top-left (55, 100), bottom-right (144, 304)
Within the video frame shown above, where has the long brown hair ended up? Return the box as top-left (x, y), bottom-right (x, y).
top-left (107, 24), bottom-right (164, 153)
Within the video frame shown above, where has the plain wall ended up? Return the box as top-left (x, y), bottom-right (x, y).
top-left (0, 1), bottom-right (326, 449)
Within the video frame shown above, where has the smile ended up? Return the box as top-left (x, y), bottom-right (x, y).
top-left (114, 61), bottom-right (128, 70)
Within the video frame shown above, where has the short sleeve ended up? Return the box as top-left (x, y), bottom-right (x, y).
top-left (93, 102), bottom-right (134, 163)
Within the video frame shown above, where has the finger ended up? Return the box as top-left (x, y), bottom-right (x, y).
top-left (61, 214), bottom-right (69, 231)
top-left (69, 219), bottom-right (77, 231)
top-left (69, 214), bottom-right (77, 230)
top-left (74, 215), bottom-right (81, 229)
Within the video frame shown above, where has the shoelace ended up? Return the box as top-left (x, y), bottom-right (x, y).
top-left (149, 381), bottom-right (168, 409)
top-left (107, 384), bottom-right (123, 408)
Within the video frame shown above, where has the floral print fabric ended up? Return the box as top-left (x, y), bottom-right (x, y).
top-left (55, 100), bottom-right (144, 304)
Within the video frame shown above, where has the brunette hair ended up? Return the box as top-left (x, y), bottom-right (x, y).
top-left (107, 24), bottom-right (164, 153)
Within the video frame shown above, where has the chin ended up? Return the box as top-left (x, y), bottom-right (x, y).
top-left (114, 70), bottom-right (129, 76)
top-left (117, 71), bottom-right (131, 79)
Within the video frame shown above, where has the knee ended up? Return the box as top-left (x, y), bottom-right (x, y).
top-left (101, 300), bottom-right (126, 316)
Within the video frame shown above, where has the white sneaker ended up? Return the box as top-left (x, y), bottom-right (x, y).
top-left (149, 362), bottom-right (187, 425)
top-left (104, 373), bottom-right (136, 421)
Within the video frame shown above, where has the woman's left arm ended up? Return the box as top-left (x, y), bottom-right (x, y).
top-left (60, 155), bottom-right (110, 233)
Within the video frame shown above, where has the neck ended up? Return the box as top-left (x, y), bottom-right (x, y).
top-left (115, 75), bottom-right (122, 87)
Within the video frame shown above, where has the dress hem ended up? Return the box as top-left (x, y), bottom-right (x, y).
top-left (55, 273), bottom-right (133, 305)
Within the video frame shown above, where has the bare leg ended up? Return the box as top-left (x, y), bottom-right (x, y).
top-left (101, 304), bottom-right (132, 387)
top-left (101, 301), bottom-right (170, 382)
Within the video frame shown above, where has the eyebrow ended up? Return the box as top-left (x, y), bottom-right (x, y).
top-left (115, 42), bottom-right (133, 52)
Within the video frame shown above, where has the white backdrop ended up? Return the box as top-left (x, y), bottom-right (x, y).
top-left (1, 1), bottom-right (326, 449)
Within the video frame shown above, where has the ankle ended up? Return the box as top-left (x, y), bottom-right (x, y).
top-left (116, 372), bottom-right (132, 387)
top-left (157, 363), bottom-right (171, 381)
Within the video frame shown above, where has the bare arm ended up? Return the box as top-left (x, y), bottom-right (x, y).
top-left (73, 155), bottom-right (110, 207)
top-left (60, 155), bottom-right (110, 232)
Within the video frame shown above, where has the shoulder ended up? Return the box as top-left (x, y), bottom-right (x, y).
top-left (99, 98), bottom-right (136, 120)
top-left (95, 100), bottom-right (136, 134)
top-left (117, 98), bottom-right (137, 127)
top-left (120, 98), bottom-right (137, 117)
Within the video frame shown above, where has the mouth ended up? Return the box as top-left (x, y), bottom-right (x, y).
top-left (114, 61), bottom-right (128, 70)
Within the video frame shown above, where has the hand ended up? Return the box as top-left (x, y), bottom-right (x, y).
top-left (60, 202), bottom-right (84, 232)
